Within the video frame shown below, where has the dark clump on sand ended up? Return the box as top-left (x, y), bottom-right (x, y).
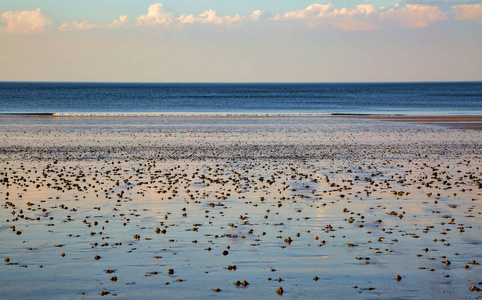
top-left (0, 116), bottom-right (480, 298)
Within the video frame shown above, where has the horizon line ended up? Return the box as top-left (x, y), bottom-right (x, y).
top-left (1, 80), bottom-right (482, 84)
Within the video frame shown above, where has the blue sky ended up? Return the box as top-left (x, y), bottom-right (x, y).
top-left (1, 1), bottom-right (481, 82)
top-left (2, 1), bottom-right (404, 21)
top-left (3, 0), bottom-right (480, 20)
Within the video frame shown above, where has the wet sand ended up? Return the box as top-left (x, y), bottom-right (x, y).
top-left (357, 115), bottom-right (482, 131)
top-left (0, 116), bottom-right (481, 299)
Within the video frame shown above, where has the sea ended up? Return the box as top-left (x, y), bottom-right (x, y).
top-left (0, 82), bottom-right (481, 116)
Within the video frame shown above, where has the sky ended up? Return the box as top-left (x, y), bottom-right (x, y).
top-left (1, 0), bottom-right (481, 82)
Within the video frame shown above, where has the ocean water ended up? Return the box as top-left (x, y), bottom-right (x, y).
top-left (0, 82), bottom-right (481, 116)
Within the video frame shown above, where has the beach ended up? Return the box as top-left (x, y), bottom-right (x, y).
top-left (0, 115), bottom-right (481, 299)
top-left (360, 116), bottom-right (482, 131)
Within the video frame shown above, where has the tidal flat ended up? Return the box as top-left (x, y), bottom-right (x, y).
top-left (0, 116), bottom-right (481, 299)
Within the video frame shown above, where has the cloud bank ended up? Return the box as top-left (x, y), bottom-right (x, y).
top-left (452, 4), bottom-right (482, 21)
top-left (1, 3), bottom-right (481, 34)
top-left (379, 4), bottom-right (447, 28)
top-left (0, 8), bottom-right (51, 34)
top-left (177, 9), bottom-right (244, 25)
top-left (136, 3), bottom-right (173, 26)
top-left (272, 4), bottom-right (450, 30)
top-left (271, 4), bottom-right (380, 30)
top-left (107, 15), bottom-right (129, 28)
top-left (59, 20), bottom-right (103, 31)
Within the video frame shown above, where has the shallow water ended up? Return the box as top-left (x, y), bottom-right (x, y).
top-left (0, 117), bottom-right (481, 299)
top-left (1, 82), bottom-right (481, 116)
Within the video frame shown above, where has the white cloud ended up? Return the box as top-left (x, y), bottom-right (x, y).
top-left (272, 3), bottom-right (448, 30)
top-left (107, 15), bottom-right (129, 28)
top-left (0, 8), bottom-right (51, 34)
top-left (136, 3), bottom-right (174, 26)
top-left (379, 4), bottom-right (446, 28)
top-left (452, 4), bottom-right (482, 21)
top-left (59, 20), bottom-right (103, 31)
top-left (330, 5), bottom-right (380, 30)
top-left (250, 10), bottom-right (266, 21)
top-left (273, 4), bottom-right (332, 21)
top-left (271, 4), bottom-right (380, 31)
top-left (177, 9), bottom-right (244, 25)
top-left (8, 2), bottom-right (472, 35)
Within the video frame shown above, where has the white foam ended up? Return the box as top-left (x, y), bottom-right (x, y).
top-left (52, 112), bottom-right (338, 118)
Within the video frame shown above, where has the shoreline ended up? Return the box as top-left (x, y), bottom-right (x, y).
top-left (356, 115), bottom-right (482, 130)
top-left (1, 113), bottom-right (481, 130)
top-left (0, 113), bottom-right (480, 117)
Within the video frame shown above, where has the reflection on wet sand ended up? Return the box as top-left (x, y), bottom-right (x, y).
top-left (0, 116), bottom-right (481, 298)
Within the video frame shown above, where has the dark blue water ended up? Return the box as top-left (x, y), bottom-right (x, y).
top-left (0, 82), bottom-right (480, 116)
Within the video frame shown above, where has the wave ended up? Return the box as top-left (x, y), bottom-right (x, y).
top-left (0, 112), bottom-right (394, 118)
top-left (50, 112), bottom-right (380, 117)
